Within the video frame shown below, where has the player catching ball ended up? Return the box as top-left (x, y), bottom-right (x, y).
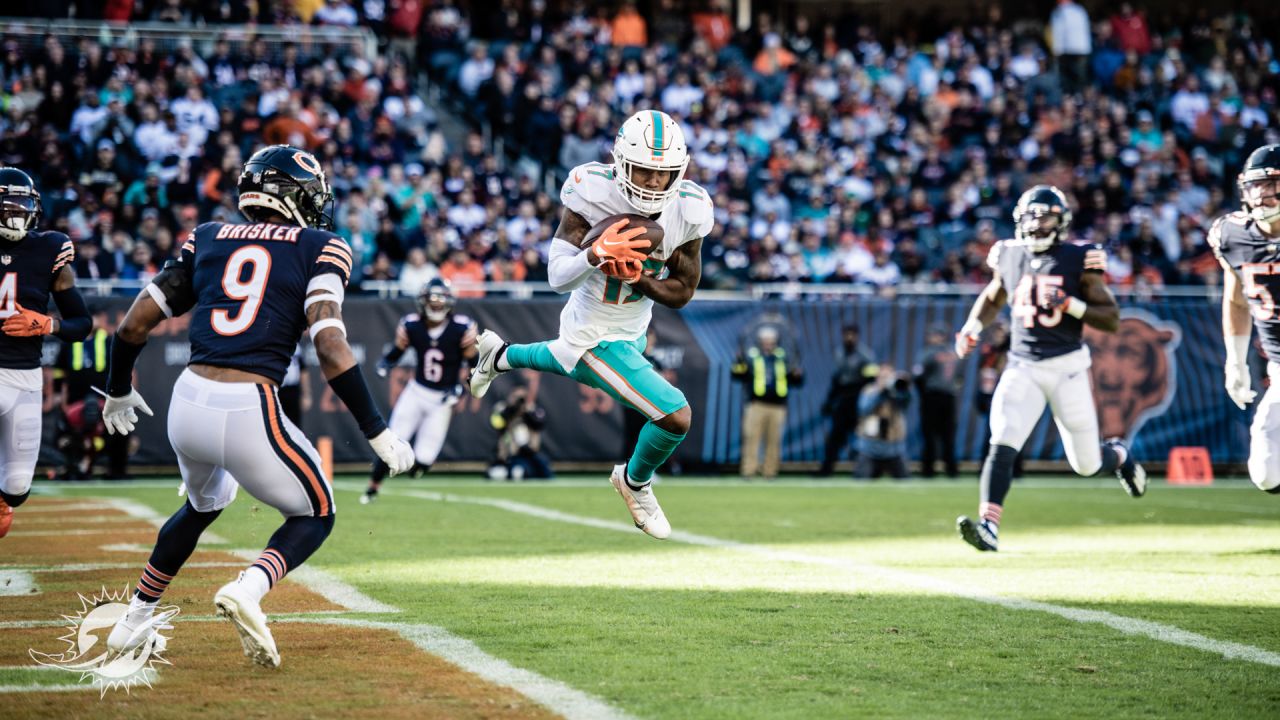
top-left (469, 109), bottom-right (713, 539)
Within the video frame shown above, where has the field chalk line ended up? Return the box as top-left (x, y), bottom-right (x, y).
top-left (392, 488), bottom-right (1280, 669)
top-left (17, 492), bottom-right (632, 719)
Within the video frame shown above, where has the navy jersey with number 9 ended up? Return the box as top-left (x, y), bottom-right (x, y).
top-left (147, 221), bottom-right (353, 384)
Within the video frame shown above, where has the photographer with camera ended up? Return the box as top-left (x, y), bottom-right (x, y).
top-left (854, 365), bottom-right (913, 480)
top-left (488, 385), bottom-right (553, 481)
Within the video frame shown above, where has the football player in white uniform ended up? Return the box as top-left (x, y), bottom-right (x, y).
top-left (469, 109), bottom-right (714, 539)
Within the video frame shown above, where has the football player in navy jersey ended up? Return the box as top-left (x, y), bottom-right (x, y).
top-left (0, 167), bottom-right (93, 538)
top-left (100, 145), bottom-right (414, 668)
top-left (952, 185), bottom-right (1147, 552)
top-left (1212, 145), bottom-right (1280, 494)
top-left (361, 278), bottom-right (477, 504)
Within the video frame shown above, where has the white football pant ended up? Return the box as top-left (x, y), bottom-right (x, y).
top-left (388, 381), bottom-right (454, 466)
top-left (1247, 362), bottom-right (1280, 492)
top-left (988, 347), bottom-right (1102, 476)
top-left (168, 369), bottom-right (333, 517)
top-left (0, 380), bottom-right (41, 499)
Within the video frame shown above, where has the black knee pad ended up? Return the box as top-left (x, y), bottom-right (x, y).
top-left (0, 488), bottom-right (30, 508)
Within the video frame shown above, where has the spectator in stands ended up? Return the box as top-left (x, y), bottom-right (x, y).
top-left (611, 1), bottom-right (647, 48)
top-left (1050, 0), bottom-right (1092, 94)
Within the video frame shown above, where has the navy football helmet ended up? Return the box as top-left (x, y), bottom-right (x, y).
top-left (0, 167), bottom-right (41, 242)
top-left (1012, 184), bottom-right (1072, 253)
top-left (238, 145), bottom-right (335, 231)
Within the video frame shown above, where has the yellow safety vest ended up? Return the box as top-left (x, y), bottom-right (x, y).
top-left (747, 347), bottom-right (788, 398)
top-left (72, 330), bottom-right (109, 372)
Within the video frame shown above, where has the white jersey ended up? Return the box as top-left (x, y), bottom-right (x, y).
top-left (549, 161), bottom-right (714, 370)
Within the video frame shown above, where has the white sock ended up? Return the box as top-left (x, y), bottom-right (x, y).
top-left (1114, 444), bottom-right (1128, 465)
top-left (239, 566), bottom-right (273, 603)
top-left (495, 350), bottom-right (511, 371)
top-left (128, 595), bottom-right (157, 618)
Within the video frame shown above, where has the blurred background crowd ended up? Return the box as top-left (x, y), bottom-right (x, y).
top-left (1, 1), bottom-right (1278, 295)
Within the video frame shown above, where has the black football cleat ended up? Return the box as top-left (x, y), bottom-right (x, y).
top-left (1106, 438), bottom-right (1147, 498)
top-left (957, 515), bottom-right (999, 552)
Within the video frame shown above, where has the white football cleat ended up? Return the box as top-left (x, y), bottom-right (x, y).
top-left (107, 599), bottom-right (172, 655)
top-left (610, 464), bottom-right (671, 539)
top-left (469, 330), bottom-right (508, 399)
top-left (214, 574), bottom-right (280, 669)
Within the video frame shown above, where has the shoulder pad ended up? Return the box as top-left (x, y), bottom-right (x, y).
top-left (1208, 211), bottom-right (1249, 251)
top-left (453, 313), bottom-right (473, 328)
top-left (1083, 244), bottom-right (1107, 272)
top-left (675, 180), bottom-right (715, 238)
top-left (986, 240), bottom-right (1005, 271)
top-left (562, 162), bottom-right (617, 207)
top-left (402, 313), bottom-right (420, 325)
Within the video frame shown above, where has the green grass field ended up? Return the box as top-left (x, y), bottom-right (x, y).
top-left (7, 474), bottom-right (1280, 719)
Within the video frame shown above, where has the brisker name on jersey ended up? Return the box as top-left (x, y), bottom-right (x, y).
top-left (214, 223), bottom-right (305, 242)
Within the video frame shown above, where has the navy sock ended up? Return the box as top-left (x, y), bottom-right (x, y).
top-left (369, 459), bottom-right (390, 488)
top-left (135, 500), bottom-right (222, 602)
top-left (1098, 444), bottom-right (1121, 475)
top-left (250, 515), bottom-right (336, 589)
top-left (0, 488), bottom-right (30, 508)
top-left (978, 444), bottom-right (1019, 525)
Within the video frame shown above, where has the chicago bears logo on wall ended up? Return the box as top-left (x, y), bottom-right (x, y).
top-left (1085, 311), bottom-right (1182, 442)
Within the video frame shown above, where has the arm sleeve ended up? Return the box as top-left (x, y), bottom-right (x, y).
top-left (327, 365), bottom-right (388, 438)
top-left (547, 239), bottom-right (596, 293)
top-left (381, 318), bottom-right (409, 365)
top-left (145, 235), bottom-right (197, 318)
top-left (52, 286), bottom-right (92, 341)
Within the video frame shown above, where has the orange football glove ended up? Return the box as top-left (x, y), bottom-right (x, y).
top-left (591, 218), bottom-right (650, 263)
top-left (2, 303), bottom-right (53, 337)
top-left (600, 257), bottom-right (643, 283)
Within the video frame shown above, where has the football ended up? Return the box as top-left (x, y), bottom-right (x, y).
top-left (581, 213), bottom-right (664, 257)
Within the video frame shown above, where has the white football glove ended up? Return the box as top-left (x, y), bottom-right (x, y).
top-left (1225, 363), bottom-right (1257, 410)
top-left (954, 319), bottom-right (983, 359)
top-left (369, 429), bottom-right (415, 476)
top-left (102, 389), bottom-right (154, 435)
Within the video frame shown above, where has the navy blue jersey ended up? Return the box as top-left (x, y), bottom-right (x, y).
top-left (400, 312), bottom-right (475, 391)
top-left (1210, 211), bottom-right (1280, 359)
top-left (0, 231), bottom-right (74, 369)
top-left (989, 239), bottom-right (1106, 361)
top-left (151, 222), bottom-right (352, 384)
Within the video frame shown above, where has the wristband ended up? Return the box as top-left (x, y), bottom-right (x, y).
top-left (327, 365), bottom-right (388, 438)
top-left (1064, 297), bottom-right (1087, 319)
top-left (106, 335), bottom-right (146, 397)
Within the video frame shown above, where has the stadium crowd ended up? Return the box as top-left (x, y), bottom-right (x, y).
top-left (0, 1), bottom-right (1277, 293)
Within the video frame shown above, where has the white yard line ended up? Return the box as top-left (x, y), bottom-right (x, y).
top-left (17, 502), bottom-right (117, 513)
top-left (391, 489), bottom-right (1280, 669)
top-left (0, 683), bottom-right (96, 693)
top-left (9, 561), bottom-right (244, 573)
top-left (283, 617), bottom-right (637, 720)
top-left (0, 611), bottom-right (348, 630)
top-left (0, 569), bottom-right (35, 596)
top-left (98, 498), bottom-right (229, 545)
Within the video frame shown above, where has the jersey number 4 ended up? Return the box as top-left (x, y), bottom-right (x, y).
top-left (212, 246), bottom-right (271, 336)
top-left (0, 273), bottom-right (16, 317)
top-left (1011, 275), bottom-right (1065, 328)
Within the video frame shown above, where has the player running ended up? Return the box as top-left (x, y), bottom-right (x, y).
top-left (101, 145), bottom-right (414, 667)
top-left (468, 109), bottom-right (713, 539)
top-left (361, 277), bottom-right (477, 503)
top-left (1212, 144), bottom-right (1280, 494)
top-left (954, 184), bottom-right (1146, 552)
top-left (0, 167), bottom-right (93, 537)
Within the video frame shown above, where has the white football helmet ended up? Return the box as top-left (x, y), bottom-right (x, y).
top-left (612, 110), bottom-right (689, 214)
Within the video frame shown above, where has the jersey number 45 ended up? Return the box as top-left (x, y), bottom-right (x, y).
top-left (1011, 275), bottom-right (1065, 328)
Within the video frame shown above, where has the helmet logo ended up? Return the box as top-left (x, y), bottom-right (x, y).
top-left (293, 151), bottom-right (322, 176)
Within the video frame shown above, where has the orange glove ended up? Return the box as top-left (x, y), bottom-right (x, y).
top-left (2, 303), bottom-right (53, 337)
top-left (591, 218), bottom-right (650, 263)
top-left (600, 257), bottom-right (643, 283)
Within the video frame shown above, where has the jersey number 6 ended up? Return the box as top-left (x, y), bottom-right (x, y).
top-left (212, 245), bottom-right (272, 336)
